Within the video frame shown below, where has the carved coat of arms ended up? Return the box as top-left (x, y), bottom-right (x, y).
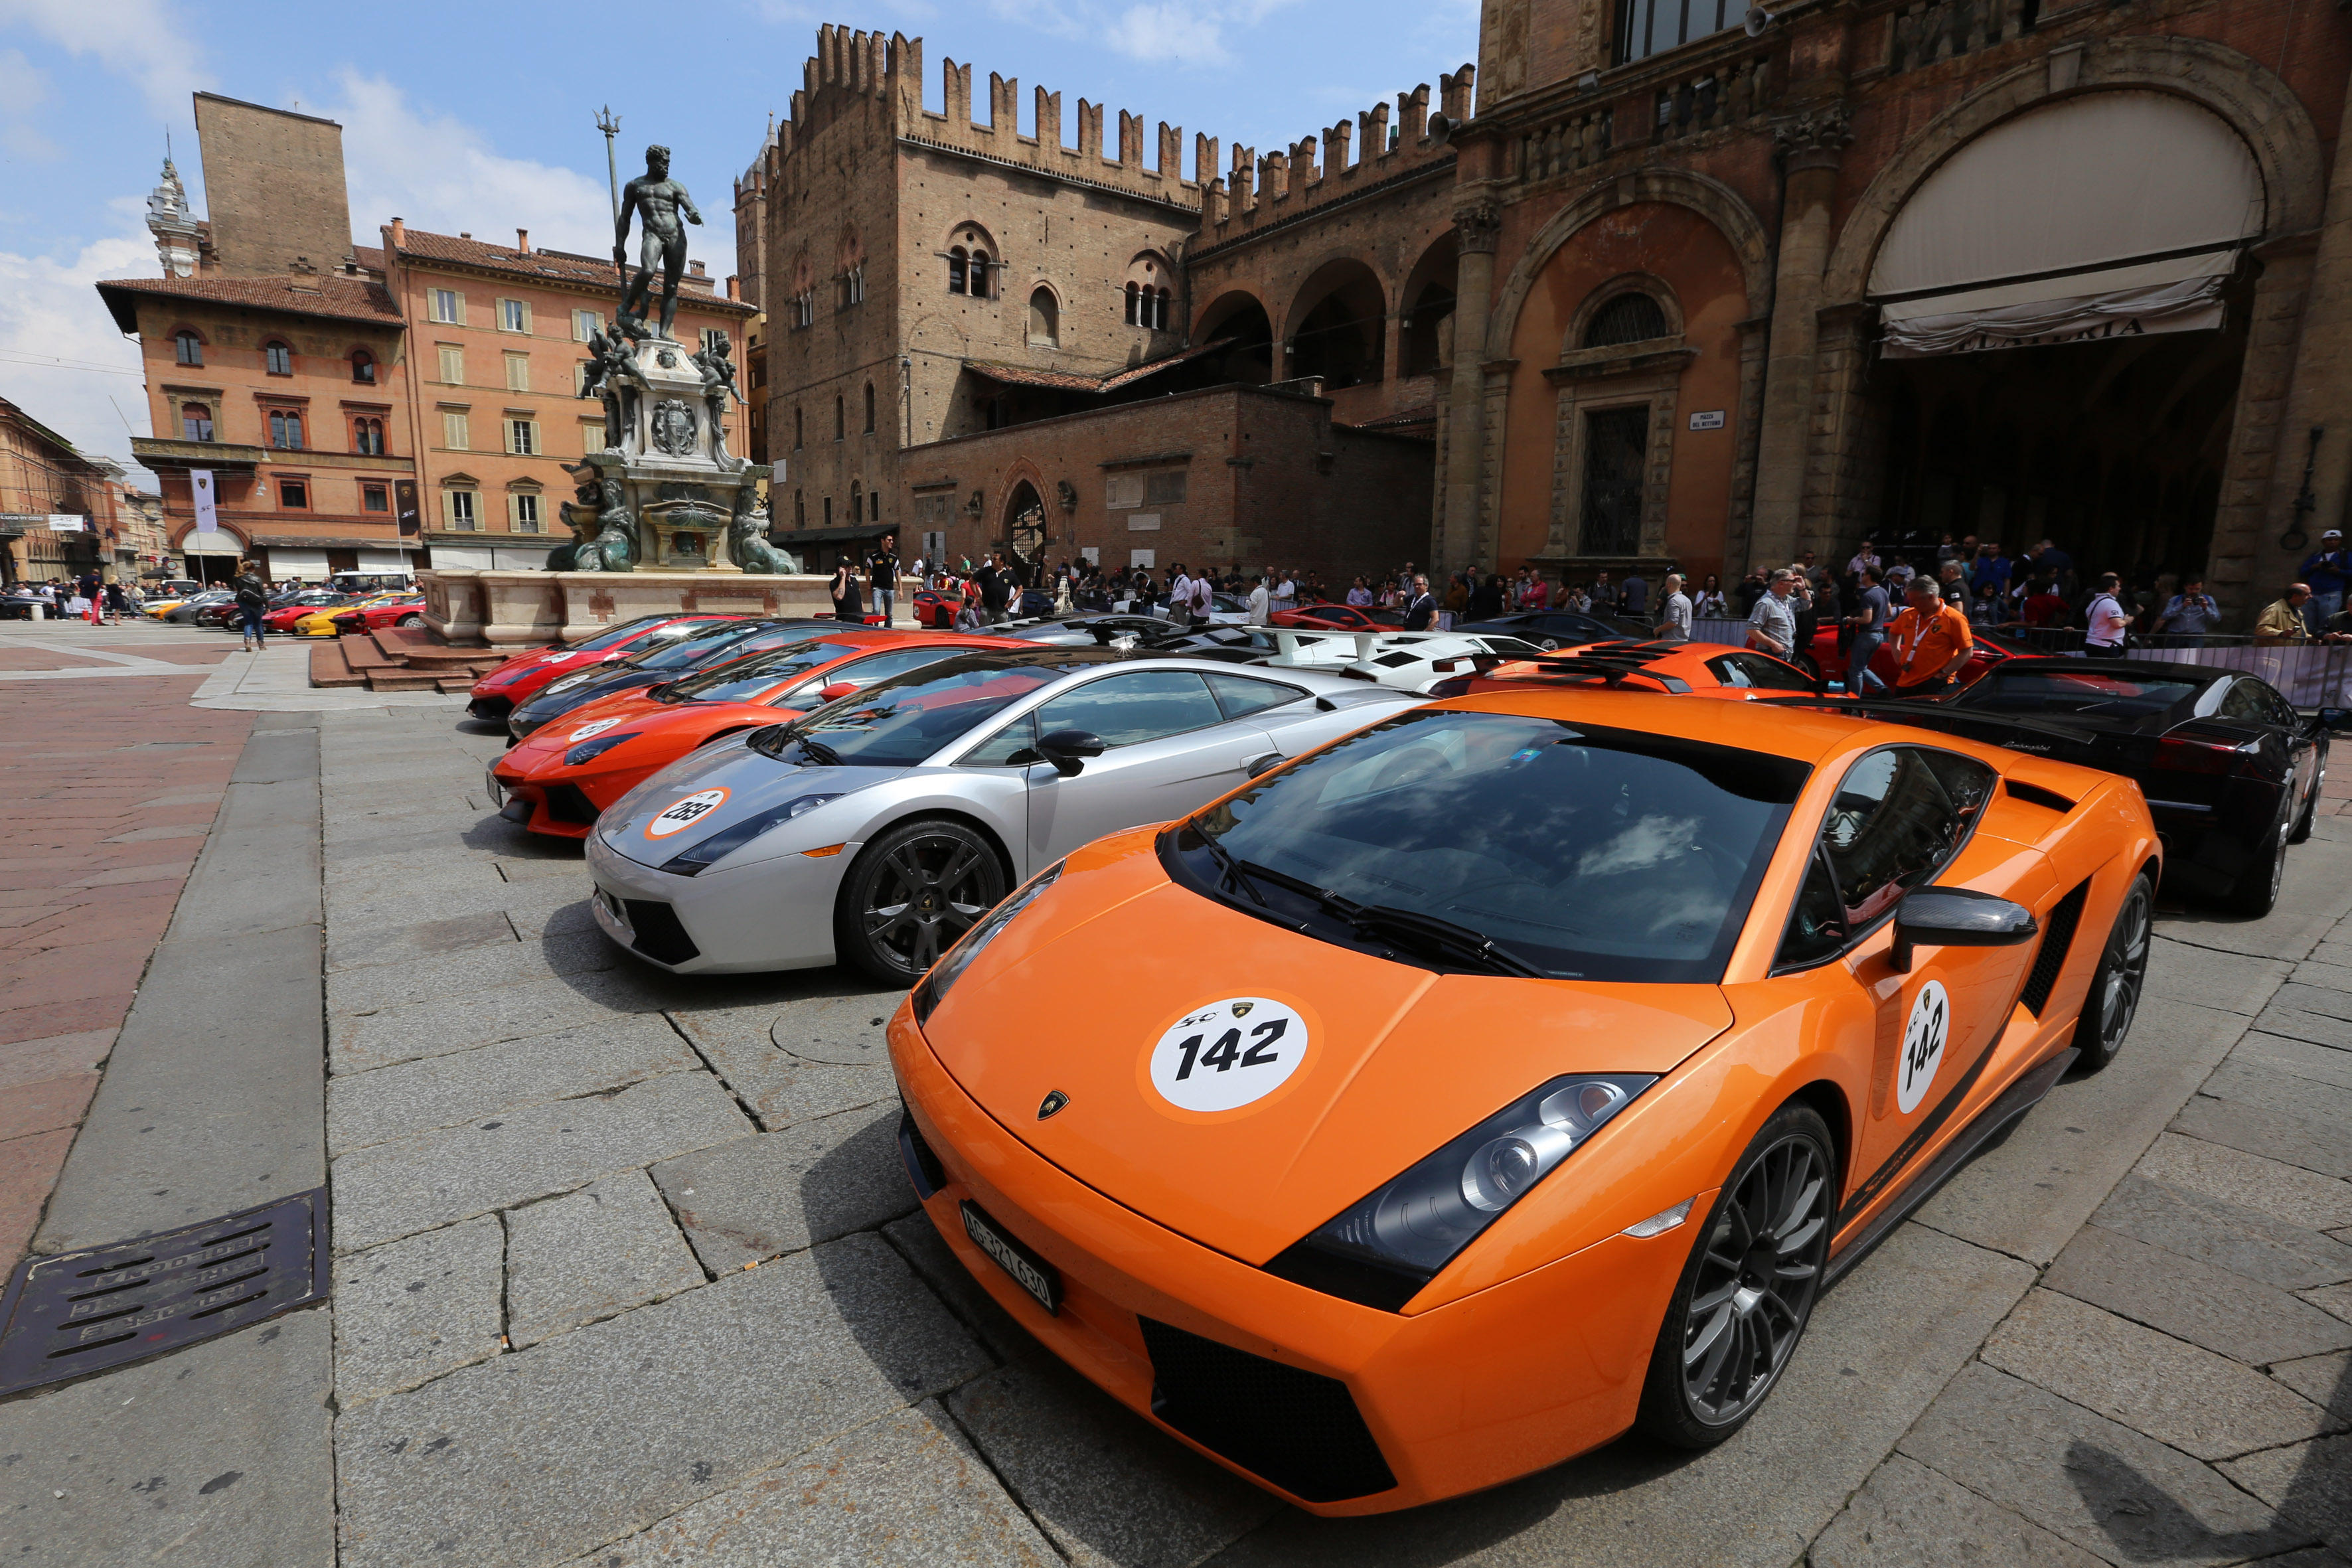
top-left (651, 398), bottom-right (698, 457)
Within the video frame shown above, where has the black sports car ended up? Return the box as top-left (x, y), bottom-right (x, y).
top-left (1828, 659), bottom-right (2344, 915)
top-left (1450, 609), bottom-right (1654, 648)
top-left (503, 617), bottom-right (836, 739)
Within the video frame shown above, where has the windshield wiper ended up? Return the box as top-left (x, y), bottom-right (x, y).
top-left (1212, 855), bottom-right (1543, 977)
top-left (1190, 834), bottom-right (1267, 905)
top-left (793, 734), bottom-right (844, 768)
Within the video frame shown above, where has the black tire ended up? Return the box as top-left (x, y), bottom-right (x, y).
top-left (2070, 872), bottom-right (2153, 1073)
top-left (1634, 1102), bottom-right (1836, 1449)
top-left (2289, 744), bottom-right (2325, 845)
top-left (2222, 793), bottom-right (2292, 917)
top-left (834, 818), bottom-right (1008, 986)
top-left (399, 613), bottom-right (426, 629)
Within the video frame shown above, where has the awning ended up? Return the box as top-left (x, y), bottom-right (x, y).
top-left (1881, 248), bottom-right (2236, 358)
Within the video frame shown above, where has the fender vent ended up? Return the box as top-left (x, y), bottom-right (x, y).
top-left (622, 899), bottom-right (700, 965)
top-left (2020, 880), bottom-right (2090, 1016)
top-left (1138, 1316), bottom-right (1397, 1503)
top-left (2005, 779), bottom-right (2077, 815)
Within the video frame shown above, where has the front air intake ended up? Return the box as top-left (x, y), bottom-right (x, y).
top-left (621, 899), bottom-right (700, 966)
top-left (1137, 1316), bottom-right (1397, 1503)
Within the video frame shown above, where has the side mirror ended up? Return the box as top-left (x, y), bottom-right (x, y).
top-left (1889, 887), bottom-right (2038, 973)
top-left (817, 681), bottom-right (859, 702)
top-left (1037, 728), bottom-right (1105, 777)
top-left (2315, 707), bottom-right (2352, 733)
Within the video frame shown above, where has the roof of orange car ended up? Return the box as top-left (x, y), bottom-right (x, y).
top-left (1441, 684), bottom-right (1935, 769)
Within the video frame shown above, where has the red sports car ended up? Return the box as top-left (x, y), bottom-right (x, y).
top-left (327, 594), bottom-right (429, 635)
top-left (487, 631), bottom-right (1023, 836)
top-left (1269, 602), bottom-right (1391, 631)
top-left (465, 615), bottom-right (743, 720)
top-left (261, 592), bottom-right (352, 631)
top-left (1806, 621), bottom-right (2036, 694)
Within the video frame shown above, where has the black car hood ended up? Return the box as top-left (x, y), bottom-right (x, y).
top-left (510, 669), bottom-right (665, 731)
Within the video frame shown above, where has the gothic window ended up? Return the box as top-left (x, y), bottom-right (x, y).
top-left (948, 248), bottom-right (969, 295)
top-left (181, 403), bottom-right (213, 441)
top-left (864, 382), bottom-right (875, 432)
top-left (264, 341), bottom-right (293, 376)
top-left (1028, 287), bottom-right (1059, 347)
top-left (351, 349), bottom-right (376, 384)
top-left (268, 410), bottom-right (305, 450)
top-left (969, 252), bottom-right (990, 299)
top-left (1155, 288), bottom-right (1172, 331)
top-left (1125, 283), bottom-right (1140, 325)
top-left (1583, 292), bottom-right (1670, 348)
top-left (174, 331), bottom-right (202, 366)
top-left (352, 417), bottom-right (385, 455)
top-left (834, 396), bottom-right (845, 440)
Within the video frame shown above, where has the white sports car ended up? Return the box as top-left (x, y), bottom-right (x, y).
top-left (1259, 629), bottom-right (1549, 694)
top-left (584, 648), bottom-right (1419, 980)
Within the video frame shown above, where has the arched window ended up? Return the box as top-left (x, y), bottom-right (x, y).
top-left (1028, 287), bottom-right (1059, 347)
top-left (969, 252), bottom-right (990, 299)
top-left (948, 247), bottom-right (969, 295)
top-left (1155, 288), bottom-right (1172, 331)
top-left (1583, 292), bottom-right (1670, 349)
top-left (264, 341), bottom-right (293, 376)
top-left (850, 480), bottom-right (863, 521)
top-left (351, 349), bottom-right (376, 384)
top-left (834, 396), bottom-right (844, 441)
top-left (870, 489), bottom-right (881, 522)
top-left (174, 331), bottom-right (202, 367)
top-left (864, 382), bottom-right (875, 432)
top-left (352, 417), bottom-right (384, 455)
top-left (268, 410), bottom-right (304, 450)
top-left (181, 403), bottom-right (213, 441)
top-left (794, 407), bottom-right (804, 450)
top-left (1125, 282), bottom-right (1140, 325)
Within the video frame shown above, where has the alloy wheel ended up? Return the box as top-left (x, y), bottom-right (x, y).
top-left (2097, 884), bottom-right (2151, 1059)
top-left (1681, 1133), bottom-right (1829, 1426)
top-left (861, 830), bottom-right (998, 975)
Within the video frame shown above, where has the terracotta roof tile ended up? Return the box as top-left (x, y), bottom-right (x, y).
top-left (390, 227), bottom-right (755, 314)
top-left (96, 273), bottom-right (404, 330)
top-left (965, 339), bottom-right (1227, 394)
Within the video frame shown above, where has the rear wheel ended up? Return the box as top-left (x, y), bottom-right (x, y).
top-left (2223, 795), bottom-right (2292, 917)
top-left (2071, 873), bottom-right (2152, 1073)
top-left (1635, 1103), bottom-right (1835, 1449)
top-left (834, 819), bottom-right (1008, 985)
top-left (398, 613), bottom-right (426, 629)
top-left (2289, 744), bottom-right (2325, 845)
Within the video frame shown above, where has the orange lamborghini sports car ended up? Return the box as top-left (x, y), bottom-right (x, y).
top-left (487, 631), bottom-right (1023, 836)
top-left (1431, 639), bottom-right (1821, 702)
top-left (891, 690), bottom-right (2158, 1512)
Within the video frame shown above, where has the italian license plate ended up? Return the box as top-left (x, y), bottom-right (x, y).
top-left (483, 765), bottom-right (505, 808)
top-left (961, 1200), bottom-right (1060, 1315)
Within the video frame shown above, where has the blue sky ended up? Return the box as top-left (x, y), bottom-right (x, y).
top-left (0, 0), bottom-right (1476, 484)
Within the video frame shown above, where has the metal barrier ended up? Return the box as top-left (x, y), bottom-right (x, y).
top-left (2122, 641), bottom-right (2352, 708)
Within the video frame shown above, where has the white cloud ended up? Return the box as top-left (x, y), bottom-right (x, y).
top-left (0, 0), bottom-right (205, 117)
top-left (0, 212), bottom-right (160, 482)
top-left (1107, 3), bottom-right (1231, 66)
top-left (324, 73), bottom-right (735, 274)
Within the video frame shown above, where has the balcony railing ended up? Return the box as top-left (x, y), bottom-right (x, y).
top-left (1885, 0), bottom-right (2035, 74)
top-left (1654, 52), bottom-right (1772, 143)
top-left (1519, 105), bottom-right (1615, 183)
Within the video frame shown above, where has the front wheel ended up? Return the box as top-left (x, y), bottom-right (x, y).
top-left (1634, 1103), bottom-right (1836, 1449)
top-left (834, 819), bottom-right (1008, 985)
top-left (2071, 873), bottom-right (2152, 1072)
top-left (2222, 796), bottom-right (2292, 917)
top-left (399, 613), bottom-right (426, 629)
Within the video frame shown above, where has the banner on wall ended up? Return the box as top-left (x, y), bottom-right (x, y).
top-left (190, 469), bottom-right (218, 532)
top-left (1880, 267), bottom-right (2230, 358)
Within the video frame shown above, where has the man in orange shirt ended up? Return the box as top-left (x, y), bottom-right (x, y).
top-left (1887, 576), bottom-right (1975, 696)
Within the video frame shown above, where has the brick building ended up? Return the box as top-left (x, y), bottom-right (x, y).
top-left (0, 398), bottom-right (123, 587)
top-left (747, 5), bottom-right (2352, 625)
top-left (102, 92), bottom-right (751, 580)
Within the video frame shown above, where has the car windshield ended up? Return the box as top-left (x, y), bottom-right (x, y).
top-left (629, 620), bottom-right (772, 672)
top-left (660, 639), bottom-right (866, 704)
top-left (751, 655), bottom-right (1090, 767)
top-left (1954, 667), bottom-right (2208, 720)
top-left (575, 615), bottom-right (670, 653)
top-left (1169, 710), bottom-right (1808, 982)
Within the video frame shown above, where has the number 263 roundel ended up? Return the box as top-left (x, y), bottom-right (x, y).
top-left (1148, 998), bottom-right (1310, 1114)
top-left (645, 787), bottom-right (729, 840)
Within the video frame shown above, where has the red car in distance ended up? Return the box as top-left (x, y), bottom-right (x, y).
top-left (260, 592), bottom-right (352, 632)
top-left (489, 631), bottom-right (1024, 837)
top-left (328, 594), bottom-right (430, 635)
top-left (465, 615), bottom-right (743, 720)
top-left (1804, 621), bottom-right (2036, 694)
top-left (1269, 602), bottom-right (1393, 631)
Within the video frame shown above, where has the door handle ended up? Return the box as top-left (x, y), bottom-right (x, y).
top-left (1245, 751), bottom-right (1285, 778)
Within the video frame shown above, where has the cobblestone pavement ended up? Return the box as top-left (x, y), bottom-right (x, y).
top-left (8, 680), bottom-right (2352, 1566)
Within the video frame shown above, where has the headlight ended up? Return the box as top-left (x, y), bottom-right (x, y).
top-left (657, 792), bottom-right (842, 876)
top-left (909, 861), bottom-right (1064, 1026)
top-left (564, 732), bottom-right (641, 767)
top-left (1265, 1072), bottom-right (1656, 1310)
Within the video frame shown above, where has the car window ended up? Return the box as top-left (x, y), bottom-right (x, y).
top-left (1034, 670), bottom-right (1226, 747)
top-left (962, 712), bottom-right (1040, 767)
top-left (1960, 667), bottom-right (2208, 720)
top-left (623, 618), bottom-right (722, 653)
top-left (2219, 680), bottom-right (2270, 724)
top-left (1206, 672), bottom-right (1306, 718)
top-left (2258, 682), bottom-right (2300, 730)
top-left (777, 644), bottom-right (963, 701)
top-left (665, 640), bottom-right (863, 703)
top-left (1811, 745), bottom-right (1994, 936)
top-left (575, 615), bottom-right (669, 652)
top-left (1707, 651), bottom-right (1814, 690)
top-left (1776, 850), bottom-right (1850, 969)
top-left (775, 658), bottom-right (1087, 766)
top-left (635, 622), bottom-right (767, 670)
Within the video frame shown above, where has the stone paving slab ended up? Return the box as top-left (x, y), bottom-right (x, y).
top-left (2136, 1130), bottom-right (2352, 1233)
top-left (945, 1354), bottom-right (1282, 1568)
top-left (553, 1401), bottom-right (1059, 1567)
top-left (1895, 1363), bottom-right (2316, 1566)
top-left (330, 967), bottom-right (688, 1074)
top-left (1810, 1452), bottom-right (2111, 1568)
top-left (331, 1215), bottom-right (507, 1407)
top-left (327, 1014), bottom-right (698, 1154)
top-left (2093, 1174), bottom-right (2352, 1291)
top-left (882, 1210), bottom-right (1034, 1364)
top-left (324, 927), bottom-right (622, 1020)
top-left (2251, 1002), bottom-right (2352, 1052)
top-left (329, 1071), bottom-right (753, 1251)
top-left (2146, 937), bottom-right (2295, 1018)
top-left (649, 1100), bottom-right (913, 1273)
top-left (327, 873), bottom-right (582, 935)
top-left (2043, 1221), bottom-right (2352, 1367)
top-left (333, 1233), bottom-right (992, 1568)
top-left (671, 998), bottom-right (902, 1130)
top-left (2272, 1350), bottom-right (2352, 1422)
top-left (2173, 1093), bottom-right (2352, 1182)
top-left (507, 899), bottom-right (601, 943)
top-left (325, 909), bottom-right (520, 974)
top-left (1980, 1287), bottom-right (2337, 1460)
top-left (503, 1169), bottom-right (706, 1348)
top-left (2221, 1433), bottom-right (2352, 1558)
top-left (2231, 1030), bottom-right (2352, 1092)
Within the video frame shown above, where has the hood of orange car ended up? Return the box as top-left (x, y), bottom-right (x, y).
top-left (501, 691), bottom-right (680, 774)
top-left (922, 850), bottom-right (1733, 1265)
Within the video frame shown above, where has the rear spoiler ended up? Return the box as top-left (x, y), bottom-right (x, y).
top-left (1753, 696), bottom-right (2102, 755)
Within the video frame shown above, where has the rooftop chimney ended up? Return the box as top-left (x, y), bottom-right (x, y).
top-left (726, 274), bottom-right (740, 301)
top-left (516, 228), bottom-right (530, 254)
top-left (689, 260), bottom-right (706, 276)
top-left (459, 232), bottom-right (472, 240)
top-left (390, 216), bottom-right (406, 247)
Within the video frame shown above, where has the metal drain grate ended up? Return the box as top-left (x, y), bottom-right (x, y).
top-left (0, 1188), bottom-right (326, 1397)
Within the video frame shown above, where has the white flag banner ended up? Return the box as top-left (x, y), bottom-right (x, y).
top-left (46, 514), bottom-right (86, 532)
top-left (191, 469), bottom-right (218, 532)
top-left (1879, 248), bottom-right (2235, 359)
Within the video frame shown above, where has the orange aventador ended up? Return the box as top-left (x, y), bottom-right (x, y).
top-left (890, 690), bottom-right (2159, 1512)
top-left (488, 631), bottom-right (1024, 837)
top-left (1433, 637), bottom-right (1822, 702)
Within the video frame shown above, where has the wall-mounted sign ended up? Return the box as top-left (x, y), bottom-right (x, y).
top-left (1687, 410), bottom-right (1727, 431)
top-left (46, 514), bottom-right (87, 532)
